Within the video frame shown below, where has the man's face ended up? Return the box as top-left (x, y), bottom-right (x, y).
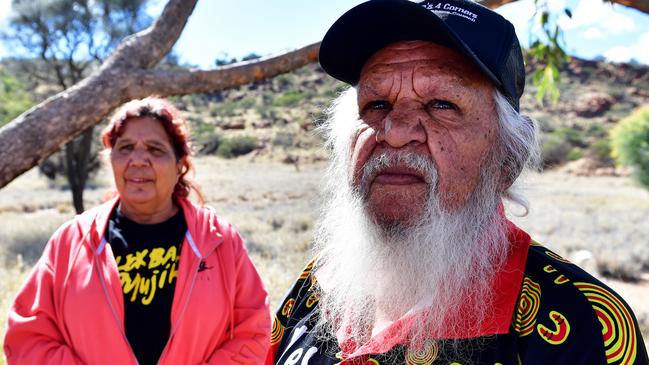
top-left (352, 41), bottom-right (501, 225)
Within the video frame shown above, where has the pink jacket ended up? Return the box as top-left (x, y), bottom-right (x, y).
top-left (4, 198), bottom-right (270, 364)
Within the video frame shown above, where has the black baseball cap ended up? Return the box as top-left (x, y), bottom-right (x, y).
top-left (320, 0), bottom-right (526, 111)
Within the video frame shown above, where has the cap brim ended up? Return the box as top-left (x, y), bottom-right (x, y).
top-left (320, 0), bottom-right (501, 88)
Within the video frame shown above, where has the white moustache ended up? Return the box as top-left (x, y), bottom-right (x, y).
top-left (359, 151), bottom-right (439, 197)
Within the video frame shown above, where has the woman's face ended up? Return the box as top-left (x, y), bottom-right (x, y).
top-left (110, 116), bottom-right (181, 221)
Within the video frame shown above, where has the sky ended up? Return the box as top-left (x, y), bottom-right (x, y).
top-left (0, 0), bottom-right (647, 67)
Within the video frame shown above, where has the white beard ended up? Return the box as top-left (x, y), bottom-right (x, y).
top-left (313, 149), bottom-right (510, 354)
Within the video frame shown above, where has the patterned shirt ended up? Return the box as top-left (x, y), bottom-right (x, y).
top-left (268, 226), bottom-right (648, 365)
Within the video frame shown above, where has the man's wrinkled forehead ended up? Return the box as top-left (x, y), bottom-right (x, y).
top-left (359, 41), bottom-right (493, 89)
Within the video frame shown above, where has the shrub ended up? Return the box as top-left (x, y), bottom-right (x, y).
top-left (272, 131), bottom-right (294, 148)
top-left (272, 91), bottom-right (307, 107)
top-left (216, 135), bottom-right (258, 158)
top-left (554, 127), bottom-right (586, 147)
top-left (587, 139), bottom-right (614, 166)
top-left (541, 133), bottom-right (571, 166)
top-left (585, 123), bottom-right (607, 139)
top-left (541, 128), bottom-right (586, 167)
top-left (209, 98), bottom-right (257, 118)
top-left (610, 106), bottom-right (649, 187)
top-left (198, 133), bottom-right (223, 155)
top-left (567, 147), bottom-right (584, 161)
top-left (0, 68), bottom-right (33, 127)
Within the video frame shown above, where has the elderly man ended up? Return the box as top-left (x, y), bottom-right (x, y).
top-left (268, 0), bottom-right (649, 364)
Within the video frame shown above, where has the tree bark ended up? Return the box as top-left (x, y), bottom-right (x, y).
top-left (609, 0), bottom-right (649, 13)
top-left (478, 0), bottom-right (649, 14)
top-left (0, 0), bottom-right (319, 188)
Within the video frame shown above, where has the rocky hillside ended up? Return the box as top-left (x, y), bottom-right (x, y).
top-left (174, 57), bottom-right (649, 171)
top-left (3, 55), bottom-right (648, 171)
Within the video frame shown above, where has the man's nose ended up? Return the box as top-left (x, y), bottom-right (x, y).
top-left (376, 103), bottom-right (427, 148)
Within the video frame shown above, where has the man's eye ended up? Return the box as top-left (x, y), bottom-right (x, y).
top-left (363, 100), bottom-right (391, 112)
top-left (427, 100), bottom-right (457, 110)
top-left (118, 144), bottom-right (133, 152)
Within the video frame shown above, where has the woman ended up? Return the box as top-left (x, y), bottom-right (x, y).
top-left (4, 97), bottom-right (270, 364)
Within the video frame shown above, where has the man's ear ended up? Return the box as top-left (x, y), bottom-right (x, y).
top-left (497, 116), bottom-right (534, 192)
top-left (497, 157), bottom-right (525, 193)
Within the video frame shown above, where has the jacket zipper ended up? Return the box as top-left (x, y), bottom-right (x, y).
top-left (156, 234), bottom-right (219, 364)
top-left (94, 238), bottom-right (140, 365)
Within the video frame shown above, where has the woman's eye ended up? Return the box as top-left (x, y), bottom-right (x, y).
top-left (118, 144), bottom-right (133, 152)
top-left (427, 99), bottom-right (457, 110)
top-left (148, 146), bottom-right (167, 155)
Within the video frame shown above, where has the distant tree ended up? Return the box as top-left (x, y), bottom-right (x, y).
top-left (1, 0), bottom-right (152, 213)
top-left (0, 67), bottom-right (33, 126)
top-left (610, 106), bottom-right (649, 188)
top-left (241, 53), bottom-right (262, 62)
top-left (215, 53), bottom-right (238, 67)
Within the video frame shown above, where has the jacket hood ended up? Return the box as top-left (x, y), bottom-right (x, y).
top-left (79, 197), bottom-right (224, 259)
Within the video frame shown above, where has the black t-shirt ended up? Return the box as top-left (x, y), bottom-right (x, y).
top-left (105, 206), bottom-right (187, 365)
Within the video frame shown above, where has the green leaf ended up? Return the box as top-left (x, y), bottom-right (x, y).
top-left (540, 11), bottom-right (549, 26)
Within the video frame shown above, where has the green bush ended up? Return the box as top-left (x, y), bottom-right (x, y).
top-left (216, 135), bottom-right (258, 158)
top-left (272, 131), bottom-right (294, 148)
top-left (541, 128), bottom-right (586, 167)
top-left (212, 98), bottom-right (256, 117)
top-left (587, 139), bottom-right (614, 166)
top-left (542, 133), bottom-right (570, 166)
top-left (554, 127), bottom-right (586, 147)
top-left (0, 68), bottom-right (33, 127)
top-left (272, 91), bottom-right (306, 107)
top-left (567, 147), bottom-right (584, 161)
top-left (610, 105), bottom-right (649, 187)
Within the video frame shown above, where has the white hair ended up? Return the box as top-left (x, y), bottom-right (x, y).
top-left (312, 87), bottom-right (540, 359)
top-left (493, 90), bottom-right (541, 214)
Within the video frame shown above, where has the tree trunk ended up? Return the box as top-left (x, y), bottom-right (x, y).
top-left (64, 127), bottom-right (94, 213)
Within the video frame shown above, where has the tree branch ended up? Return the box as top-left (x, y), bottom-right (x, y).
top-left (0, 0), bottom-right (201, 187)
top-left (607, 0), bottom-right (649, 13)
top-left (477, 0), bottom-right (649, 14)
top-left (0, 39), bottom-right (321, 188)
top-left (477, 0), bottom-right (517, 8)
top-left (103, 0), bottom-right (198, 70)
top-left (133, 43), bottom-right (320, 96)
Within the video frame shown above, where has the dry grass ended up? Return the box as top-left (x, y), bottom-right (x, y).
top-left (1, 158), bottom-right (648, 361)
top-left (191, 156), bottom-right (322, 306)
top-left (508, 170), bottom-right (649, 280)
top-left (0, 258), bottom-right (28, 365)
